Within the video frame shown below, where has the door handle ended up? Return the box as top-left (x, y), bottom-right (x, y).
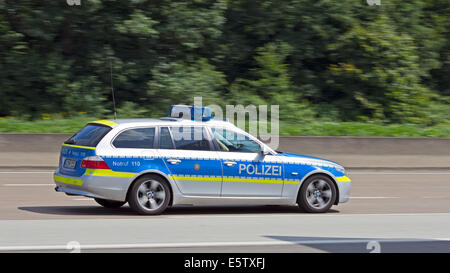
top-left (167, 158), bottom-right (181, 164)
top-left (224, 160), bottom-right (237, 167)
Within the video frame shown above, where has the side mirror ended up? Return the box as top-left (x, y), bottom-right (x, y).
top-left (260, 146), bottom-right (271, 156)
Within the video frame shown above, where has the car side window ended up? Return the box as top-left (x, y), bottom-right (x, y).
top-left (170, 126), bottom-right (211, 151)
top-left (113, 128), bottom-right (155, 149)
top-left (211, 127), bottom-right (261, 153)
top-left (159, 127), bottom-right (174, 149)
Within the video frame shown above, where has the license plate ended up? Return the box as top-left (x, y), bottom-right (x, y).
top-left (63, 158), bottom-right (77, 169)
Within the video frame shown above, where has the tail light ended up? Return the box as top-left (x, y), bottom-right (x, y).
top-left (80, 156), bottom-right (110, 169)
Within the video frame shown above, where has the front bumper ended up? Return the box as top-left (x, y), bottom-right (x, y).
top-left (53, 168), bottom-right (134, 202)
top-left (336, 177), bottom-right (352, 203)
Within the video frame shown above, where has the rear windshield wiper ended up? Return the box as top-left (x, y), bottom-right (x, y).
top-left (64, 139), bottom-right (76, 144)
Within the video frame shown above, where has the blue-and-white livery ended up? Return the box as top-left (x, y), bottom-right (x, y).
top-left (54, 105), bottom-right (351, 214)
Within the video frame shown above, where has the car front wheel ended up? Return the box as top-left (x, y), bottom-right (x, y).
top-left (297, 174), bottom-right (337, 213)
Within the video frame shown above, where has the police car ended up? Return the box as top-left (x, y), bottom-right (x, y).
top-left (54, 105), bottom-right (351, 215)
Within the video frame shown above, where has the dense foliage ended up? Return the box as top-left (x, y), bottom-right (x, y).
top-left (0, 0), bottom-right (449, 127)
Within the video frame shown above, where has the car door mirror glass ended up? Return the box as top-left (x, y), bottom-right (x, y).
top-left (260, 146), bottom-right (271, 156)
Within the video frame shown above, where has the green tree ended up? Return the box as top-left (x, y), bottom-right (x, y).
top-left (0, 0), bottom-right (448, 128)
top-left (148, 58), bottom-right (227, 115)
top-left (229, 42), bottom-right (315, 122)
top-left (328, 15), bottom-right (432, 123)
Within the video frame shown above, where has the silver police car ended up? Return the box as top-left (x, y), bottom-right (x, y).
top-left (54, 106), bottom-right (351, 215)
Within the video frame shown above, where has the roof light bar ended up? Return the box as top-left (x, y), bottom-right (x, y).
top-left (168, 105), bottom-right (213, 121)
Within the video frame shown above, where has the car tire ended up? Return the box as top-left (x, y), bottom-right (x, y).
top-left (297, 174), bottom-right (337, 213)
top-left (128, 175), bottom-right (171, 215)
top-left (94, 198), bottom-right (126, 208)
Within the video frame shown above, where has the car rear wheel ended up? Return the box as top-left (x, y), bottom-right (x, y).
top-left (297, 174), bottom-right (336, 213)
top-left (128, 175), bottom-right (171, 215)
top-left (94, 198), bottom-right (126, 208)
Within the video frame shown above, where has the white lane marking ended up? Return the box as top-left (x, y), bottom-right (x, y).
top-left (1, 238), bottom-right (449, 251)
top-left (164, 212), bottom-right (450, 219)
top-left (166, 214), bottom-right (297, 219)
top-left (3, 184), bottom-right (54, 186)
top-left (72, 198), bottom-right (92, 201)
top-left (312, 212), bottom-right (450, 217)
top-left (167, 212), bottom-right (450, 219)
top-left (0, 172), bottom-right (54, 174)
top-left (350, 197), bottom-right (400, 199)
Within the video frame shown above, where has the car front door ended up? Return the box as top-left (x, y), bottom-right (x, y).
top-left (210, 127), bottom-right (284, 197)
top-left (158, 126), bottom-right (222, 196)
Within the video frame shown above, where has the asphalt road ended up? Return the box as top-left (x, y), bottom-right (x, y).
top-left (0, 169), bottom-right (449, 253)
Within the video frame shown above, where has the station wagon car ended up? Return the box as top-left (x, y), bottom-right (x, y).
top-left (54, 105), bottom-right (351, 215)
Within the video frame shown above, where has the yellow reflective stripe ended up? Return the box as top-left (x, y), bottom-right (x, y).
top-left (171, 176), bottom-right (222, 182)
top-left (223, 177), bottom-right (284, 184)
top-left (89, 120), bottom-right (118, 127)
top-left (62, 144), bottom-right (96, 150)
top-left (336, 176), bottom-right (351, 182)
top-left (170, 175), bottom-right (292, 185)
top-left (84, 169), bottom-right (135, 178)
top-left (54, 174), bottom-right (83, 186)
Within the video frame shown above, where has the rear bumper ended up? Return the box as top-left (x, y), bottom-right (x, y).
top-left (55, 186), bottom-right (100, 198)
top-left (53, 168), bottom-right (134, 202)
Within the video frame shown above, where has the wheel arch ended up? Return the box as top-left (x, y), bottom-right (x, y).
top-left (296, 171), bottom-right (340, 205)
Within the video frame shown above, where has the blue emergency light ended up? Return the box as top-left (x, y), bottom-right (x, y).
top-left (168, 105), bottom-right (213, 121)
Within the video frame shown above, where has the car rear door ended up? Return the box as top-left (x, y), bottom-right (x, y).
top-left (157, 126), bottom-right (222, 196)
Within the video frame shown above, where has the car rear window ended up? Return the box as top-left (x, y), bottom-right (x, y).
top-left (159, 127), bottom-right (174, 149)
top-left (113, 128), bottom-right (156, 149)
top-left (65, 124), bottom-right (112, 147)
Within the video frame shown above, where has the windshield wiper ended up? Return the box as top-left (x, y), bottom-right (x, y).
top-left (64, 139), bottom-right (76, 144)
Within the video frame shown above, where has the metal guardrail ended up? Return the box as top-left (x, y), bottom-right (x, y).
top-left (0, 133), bottom-right (449, 168)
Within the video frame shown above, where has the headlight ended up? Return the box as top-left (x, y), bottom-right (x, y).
top-left (335, 165), bottom-right (345, 174)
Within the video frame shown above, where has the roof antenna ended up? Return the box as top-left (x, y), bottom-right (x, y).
top-left (110, 58), bottom-right (117, 120)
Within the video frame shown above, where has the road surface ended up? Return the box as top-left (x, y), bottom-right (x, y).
top-left (0, 169), bottom-right (449, 253)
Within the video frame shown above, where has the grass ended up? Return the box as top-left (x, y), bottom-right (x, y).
top-left (0, 116), bottom-right (449, 137)
top-left (0, 117), bottom-right (94, 133)
top-left (280, 121), bottom-right (450, 138)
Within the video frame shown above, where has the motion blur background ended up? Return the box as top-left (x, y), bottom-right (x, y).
top-left (1, 1), bottom-right (450, 253)
top-left (0, 0), bottom-right (449, 136)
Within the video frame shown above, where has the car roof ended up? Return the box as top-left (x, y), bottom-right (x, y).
top-left (90, 117), bottom-right (275, 154)
top-left (92, 117), bottom-right (236, 128)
